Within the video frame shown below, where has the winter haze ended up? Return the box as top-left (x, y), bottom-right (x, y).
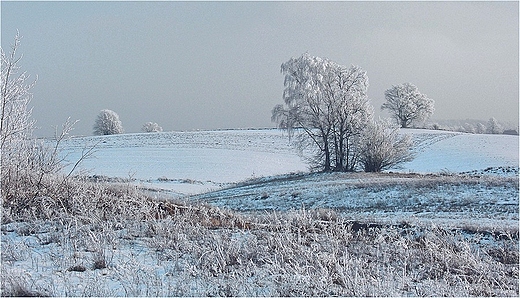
top-left (1, 1), bottom-right (518, 137)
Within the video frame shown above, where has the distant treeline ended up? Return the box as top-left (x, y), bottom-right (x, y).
top-left (421, 118), bottom-right (518, 135)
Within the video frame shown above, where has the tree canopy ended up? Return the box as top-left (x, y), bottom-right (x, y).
top-left (93, 109), bottom-right (124, 135)
top-left (382, 83), bottom-right (434, 128)
top-left (272, 53), bottom-right (373, 172)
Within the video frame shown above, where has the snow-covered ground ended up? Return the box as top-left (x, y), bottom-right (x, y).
top-left (57, 128), bottom-right (520, 230)
top-left (3, 128), bottom-right (518, 296)
top-left (61, 128), bottom-right (518, 197)
top-left (192, 172), bottom-right (519, 231)
top-left (399, 129), bottom-right (519, 174)
top-left (60, 129), bottom-right (307, 196)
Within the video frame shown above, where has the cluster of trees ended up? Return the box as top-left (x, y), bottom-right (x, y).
top-left (272, 53), bottom-right (420, 172)
top-left (92, 109), bottom-right (162, 135)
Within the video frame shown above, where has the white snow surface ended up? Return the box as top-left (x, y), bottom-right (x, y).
top-left (60, 129), bottom-right (307, 196)
top-left (2, 128), bottom-right (517, 296)
top-left (60, 128), bottom-right (519, 197)
top-left (399, 129), bottom-right (519, 173)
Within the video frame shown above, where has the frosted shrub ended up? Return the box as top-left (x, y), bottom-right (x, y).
top-left (0, 33), bottom-right (95, 219)
top-left (359, 118), bottom-right (414, 172)
top-left (1, 32), bottom-right (40, 211)
top-left (1, 34), bottom-right (146, 222)
top-left (142, 122), bottom-right (162, 133)
top-left (93, 109), bottom-right (124, 135)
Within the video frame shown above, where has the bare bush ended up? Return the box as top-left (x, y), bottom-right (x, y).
top-left (359, 118), bottom-right (414, 172)
top-left (1, 32), bottom-right (37, 208)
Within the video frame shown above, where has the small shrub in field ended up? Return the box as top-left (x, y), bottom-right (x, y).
top-left (68, 265), bottom-right (87, 272)
top-left (359, 118), bottom-right (414, 172)
top-left (142, 122), bottom-right (162, 133)
top-left (92, 256), bottom-right (107, 270)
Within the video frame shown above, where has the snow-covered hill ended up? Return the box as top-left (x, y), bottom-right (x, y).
top-left (399, 129), bottom-right (518, 174)
top-left (61, 129), bottom-right (307, 196)
top-left (61, 128), bottom-right (518, 196)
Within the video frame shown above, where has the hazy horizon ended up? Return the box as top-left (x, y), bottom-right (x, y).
top-left (2, 1), bottom-right (518, 137)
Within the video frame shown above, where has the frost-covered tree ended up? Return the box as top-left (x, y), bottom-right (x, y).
top-left (142, 122), bottom-right (163, 133)
top-left (272, 53), bottom-right (372, 172)
top-left (382, 83), bottom-right (434, 128)
top-left (359, 118), bottom-right (414, 172)
top-left (93, 109), bottom-right (124, 135)
top-left (1, 33), bottom-right (90, 212)
top-left (475, 122), bottom-right (486, 134)
top-left (486, 117), bottom-right (502, 134)
top-left (1, 32), bottom-right (37, 202)
top-left (463, 123), bottom-right (475, 134)
top-left (1, 32), bottom-right (36, 151)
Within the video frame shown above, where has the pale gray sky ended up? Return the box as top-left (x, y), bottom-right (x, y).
top-left (2, 1), bottom-right (518, 136)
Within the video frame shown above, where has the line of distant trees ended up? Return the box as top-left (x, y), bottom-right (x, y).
top-left (92, 109), bottom-right (163, 135)
top-left (428, 118), bottom-right (518, 135)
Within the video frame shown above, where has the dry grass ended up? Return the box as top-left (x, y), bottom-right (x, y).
top-left (1, 168), bottom-right (518, 296)
top-left (1, 181), bottom-right (518, 296)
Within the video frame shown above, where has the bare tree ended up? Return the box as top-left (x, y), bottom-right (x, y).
top-left (1, 33), bottom-right (96, 216)
top-left (1, 32), bottom-right (36, 151)
top-left (327, 64), bottom-right (372, 171)
top-left (93, 109), bottom-right (124, 135)
top-left (1, 32), bottom-right (38, 203)
top-left (272, 54), bottom-right (333, 171)
top-left (272, 53), bottom-right (372, 172)
top-left (382, 83), bottom-right (434, 128)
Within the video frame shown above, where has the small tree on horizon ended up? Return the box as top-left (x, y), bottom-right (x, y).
top-left (382, 83), bottom-right (434, 128)
top-left (93, 109), bottom-right (124, 135)
top-left (486, 117), bottom-right (502, 134)
top-left (476, 122), bottom-right (486, 134)
top-left (142, 122), bottom-right (163, 133)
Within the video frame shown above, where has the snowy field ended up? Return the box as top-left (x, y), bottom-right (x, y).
top-left (59, 128), bottom-right (520, 230)
top-left (60, 129), bottom-right (307, 196)
top-left (2, 128), bottom-right (518, 296)
top-left (57, 128), bottom-right (520, 229)
top-left (399, 129), bottom-right (519, 174)
top-left (60, 128), bottom-right (519, 195)
top-left (57, 128), bottom-right (520, 231)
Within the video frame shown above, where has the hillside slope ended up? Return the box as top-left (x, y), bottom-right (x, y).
top-left (399, 129), bottom-right (518, 174)
top-left (61, 129), bottom-right (518, 197)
